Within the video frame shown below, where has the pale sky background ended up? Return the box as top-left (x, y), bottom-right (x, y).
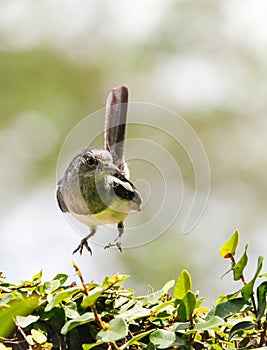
top-left (0, 0), bottom-right (267, 302)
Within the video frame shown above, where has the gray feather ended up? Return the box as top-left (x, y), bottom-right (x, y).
top-left (104, 85), bottom-right (128, 173)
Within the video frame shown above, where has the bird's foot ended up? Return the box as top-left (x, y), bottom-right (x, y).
top-left (105, 236), bottom-right (122, 252)
top-left (73, 238), bottom-right (92, 255)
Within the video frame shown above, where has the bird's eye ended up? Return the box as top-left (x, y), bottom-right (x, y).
top-left (84, 156), bottom-right (97, 166)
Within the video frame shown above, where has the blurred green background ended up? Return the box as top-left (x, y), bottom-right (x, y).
top-left (1, 0), bottom-right (267, 303)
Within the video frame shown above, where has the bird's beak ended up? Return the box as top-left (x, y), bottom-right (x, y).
top-left (99, 163), bottom-right (120, 174)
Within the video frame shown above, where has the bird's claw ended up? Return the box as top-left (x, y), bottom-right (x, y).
top-left (73, 238), bottom-right (92, 255)
top-left (105, 237), bottom-right (122, 252)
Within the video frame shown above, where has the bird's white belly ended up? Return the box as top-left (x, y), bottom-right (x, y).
top-left (71, 203), bottom-right (130, 227)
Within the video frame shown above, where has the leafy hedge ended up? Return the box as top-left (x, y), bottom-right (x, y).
top-left (0, 230), bottom-right (267, 349)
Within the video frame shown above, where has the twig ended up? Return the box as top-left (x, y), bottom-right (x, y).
top-left (72, 260), bottom-right (120, 350)
top-left (14, 319), bottom-right (33, 350)
top-left (72, 260), bottom-right (88, 295)
top-left (230, 255), bottom-right (258, 321)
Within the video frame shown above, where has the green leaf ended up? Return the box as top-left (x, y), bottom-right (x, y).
top-left (228, 321), bottom-right (256, 339)
top-left (63, 302), bottom-right (80, 319)
top-left (193, 316), bottom-right (225, 331)
top-left (119, 304), bottom-right (151, 322)
top-left (0, 297), bottom-right (39, 338)
top-left (53, 273), bottom-right (68, 285)
top-left (225, 290), bottom-right (241, 300)
top-left (82, 342), bottom-right (105, 350)
top-left (43, 280), bottom-right (61, 294)
top-left (31, 329), bottom-right (47, 344)
top-left (174, 270), bottom-right (192, 300)
top-left (120, 329), bottom-right (154, 350)
top-left (102, 274), bottom-right (129, 290)
top-left (220, 229), bottom-right (239, 258)
top-left (150, 329), bottom-right (176, 349)
top-left (119, 299), bottom-right (135, 313)
top-left (211, 345), bottom-right (223, 350)
top-left (0, 294), bottom-right (13, 307)
top-left (173, 322), bottom-right (190, 331)
top-left (233, 244), bottom-right (248, 281)
top-left (142, 289), bottom-right (165, 305)
top-left (162, 280), bottom-right (175, 294)
top-left (113, 296), bottom-right (129, 309)
top-left (241, 256), bottom-right (264, 300)
top-left (97, 317), bottom-right (128, 342)
top-left (256, 281), bottom-right (267, 321)
top-left (16, 315), bottom-right (40, 328)
top-left (177, 291), bottom-right (196, 322)
top-left (209, 298), bottom-right (249, 319)
top-left (61, 312), bottom-right (95, 335)
top-left (32, 270), bottom-right (42, 282)
top-left (151, 300), bottom-right (175, 317)
top-left (45, 286), bottom-right (80, 311)
top-left (26, 335), bottom-right (35, 346)
top-left (196, 297), bottom-right (207, 308)
top-left (81, 287), bottom-right (102, 308)
top-left (241, 281), bottom-right (254, 301)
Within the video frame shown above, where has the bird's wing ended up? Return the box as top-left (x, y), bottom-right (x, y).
top-left (56, 183), bottom-right (69, 213)
top-left (110, 174), bottom-right (142, 211)
top-left (104, 85), bottom-right (128, 174)
top-left (109, 175), bottom-right (136, 200)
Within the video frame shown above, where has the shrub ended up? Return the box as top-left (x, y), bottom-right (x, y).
top-left (0, 230), bottom-right (266, 349)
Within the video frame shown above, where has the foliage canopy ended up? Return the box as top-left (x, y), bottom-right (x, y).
top-left (0, 230), bottom-right (267, 349)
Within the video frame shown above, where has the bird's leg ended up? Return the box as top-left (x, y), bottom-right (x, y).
top-left (105, 221), bottom-right (124, 252)
top-left (73, 227), bottom-right (96, 255)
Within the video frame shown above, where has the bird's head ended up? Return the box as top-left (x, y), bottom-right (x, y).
top-left (79, 148), bottom-right (119, 178)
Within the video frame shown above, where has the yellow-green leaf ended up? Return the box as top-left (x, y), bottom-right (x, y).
top-left (150, 329), bottom-right (176, 349)
top-left (233, 244), bottom-right (248, 280)
top-left (61, 312), bottom-right (95, 335)
top-left (241, 256), bottom-right (264, 300)
top-left (81, 287), bottom-right (102, 308)
top-left (174, 270), bottom-right (192, 300)
top-left (0, 297), bottom-right (39, 338)
top-left (31, 329), bottom-right (47, 344)
top-left (32, 270), bottom-right (42, 282)
top-left (220, 230), bottom-right (239, 258)
top-left (97, 317), bottom-right (128, 342)
top-left (45, 286), bottom-right (80, 312)
top-left (177, 291), bottom-right (196, 322)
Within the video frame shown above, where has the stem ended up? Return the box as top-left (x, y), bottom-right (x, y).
top-left (230, 255), bottom-right (259, 323)
top-left (91, 304), bottom-right (106, 329)
top-left (72, 260), bottom-right (88, 295)
top-left (72, 261), bottom-right (120, 350)
top-left (14, 319), bottom-right (33, 350)
top-left (90, 305), bottom-right (120, 350)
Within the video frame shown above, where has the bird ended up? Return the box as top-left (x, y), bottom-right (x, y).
top-left (56, 85), bottom-right (142, 255)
